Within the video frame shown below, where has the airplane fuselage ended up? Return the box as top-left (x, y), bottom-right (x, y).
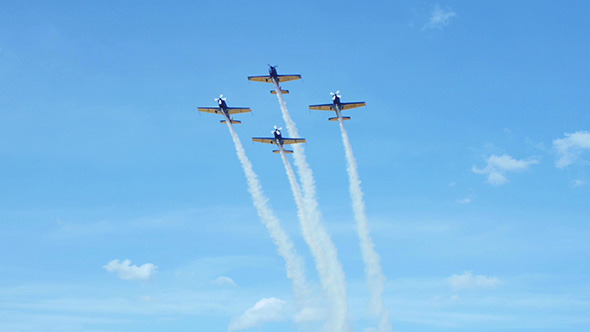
top-left (332, 96), bottom-right (344, 120)
top-left (273, 129), bottom-right (285, 147)
top-left (268, 66), bottom-right (280, 85)
top-left (218, 99), bottom-right (228, 111)
top-left (217, 99), bottom-right (231, 119)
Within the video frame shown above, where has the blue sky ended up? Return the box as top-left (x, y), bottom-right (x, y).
top-left (1, 1), bottom-right (589, 331)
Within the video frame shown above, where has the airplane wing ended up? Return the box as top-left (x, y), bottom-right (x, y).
top-left (340, 102), bottom-right (366, 110)
top-left (276, 75), bottom-right (301, 83)
top-left (226, 107), bottom-right (252, 115)
top-left (252, 137), bottom-right (277, 145)
top-left (309, 104), bottom-right (334, 111)
top-left (197, 107), bottom-right (221, 114)
top-left (281, 138), bottom-right (306, 145)
top-left (248, 76), bottom-right (273, 83)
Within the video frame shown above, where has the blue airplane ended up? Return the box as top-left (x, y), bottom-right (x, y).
top-left (197, 95), bottom-right (251, 124)
top-left (309, 91), bottom-right (366, 122)
top-left (252, 126), bottom-right (306, 154)
top-left (247, 65), bottom-right (301, 95)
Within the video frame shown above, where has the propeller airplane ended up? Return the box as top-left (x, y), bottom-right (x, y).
top-left (247, 65), bottom-right (301, 95)
top-left (197, 95), bottom-right (251, 124)
top-left (309, 91), bottom-right (366, 122)
top-left (252, 126), bottom-right (306, 154)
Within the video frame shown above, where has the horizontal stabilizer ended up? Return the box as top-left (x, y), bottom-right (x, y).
top-left (328, 116), bottom-right (351, 121)
top-left (273, 150), bottom-right (293, 154)
top-left (270, 89), bottom-right (289, 95)
top-left (221, 119), bottom-right (242, 124)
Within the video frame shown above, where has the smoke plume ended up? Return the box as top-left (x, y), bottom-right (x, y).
top-left (273, 83), bottom-right (350, 332)
top-left (225, 122), bottom-right (309, 308)
top-left (338, 120), bottom-right (392, 332)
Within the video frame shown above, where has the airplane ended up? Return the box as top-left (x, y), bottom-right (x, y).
top-left (252, 126), bottom-right (306, 154)
top-left (247, 65), bottom-right (301, 95)
top-left (309, 91), bottom-right (366, 122)
top-left (197, 95), bottom-right (251, 124)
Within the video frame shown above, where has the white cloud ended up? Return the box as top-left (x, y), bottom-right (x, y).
top-left (553, 131), bottom-right (590, 168)
top-left (423, 4), bottom-right (456, 30)
top-left (455, 197), bottom-right (472, 204)
top-left (103, 259), bottom-right (157, 280)
top-left (212, 276), bottom-right (238, 287)
top-left (472, 154), bottom-right (538, 186)
top-left (570, 179), bottom-right (584, 188)
top-left (228, 298), bottom-right (290, 331)
top-left (448, 271), bottom-right (501, 290)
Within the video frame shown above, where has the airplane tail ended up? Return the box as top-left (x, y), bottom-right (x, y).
top-left (221, 119), bottom-right (242, 124)
top-left (270, 89), bottom-right (289, 95)
top-left (328, 116), bottom-right (351, 121)
top-left (273, 149), bottom-right (293, 154)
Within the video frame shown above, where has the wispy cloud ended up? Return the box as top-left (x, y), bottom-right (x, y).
top-left (472, 154), bottom-right (538, 186)
top-left (448, 271), bottom-right (501, 290)
top-left (423, 4), bottom-right (456, 30)
top-left (212, 276), bottom-right (238, 287)
top-left (228, 298), bottom-right (290, 331)
top-left (103, 259), bottom-right (157, 280)
top-left (553, 131), bottom-right (590, 168)
top-left (455, 197), bottom-right (472, 204)
top-left (570, 179), bottom-right (584, 188)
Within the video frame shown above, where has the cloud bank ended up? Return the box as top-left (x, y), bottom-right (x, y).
top-left (448, 271), bottom-right (501, 290)
top-left (228, 298), bottom-right (289, 331)
top-left (103, 259), bottom-right (157, 280)
top-left (472, 154), bottom-right (538, 186)
top-left (553, 131), bottom-right (590, 168)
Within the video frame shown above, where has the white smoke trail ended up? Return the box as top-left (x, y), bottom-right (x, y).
top-left (278, 149), bottom-right (337, 330)
top-left (278, 150), bottom-right (307, 236)
top-left (225, 121), bottom-right (309, 308)
top-left (338, 119), bottom-right (392, 332)
top-left (273, 83), bottom-right (350, 332)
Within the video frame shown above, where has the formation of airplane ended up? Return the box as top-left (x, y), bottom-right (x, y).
top-left (247, 65), bottom-right (301, 95)
top-left (197, 95), bottom-right (251, 124)
top-left (252, 126), bottom-right (306, 154)
top-left (197, 66), bottom-right (366, 153)
top-left (309, 91), bottom-right (366, 122)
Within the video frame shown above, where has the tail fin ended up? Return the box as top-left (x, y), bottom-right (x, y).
top-left (220, 119), bottom-right (242, 124)
top-left (271, 89), bottom-right (289, 95)
top-left (273, 149), bottom-right (293, 154)
top-left (328, 116), bottom-right (350, 121)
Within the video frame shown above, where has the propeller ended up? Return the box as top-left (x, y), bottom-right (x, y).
top-left (330, 90), bottom-right (342, 99)
top-left (272, 125), bottom-right (283, 133)
top-left (214, 94), bottom-right (227, 102)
